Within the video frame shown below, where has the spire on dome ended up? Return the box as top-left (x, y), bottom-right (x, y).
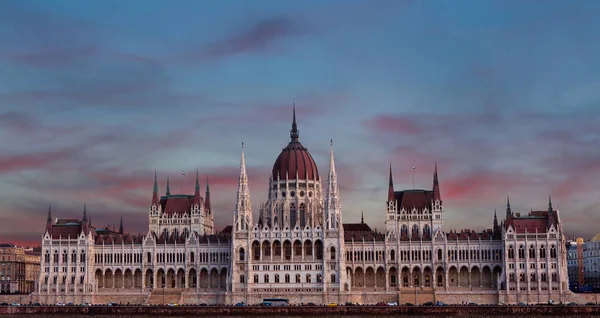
top-left (151, 170), bottom-right (159, 207)
top-left (290, 103), bottom-right (299, 142)
top-left (388, 163), bottom-right (394, 202)
top-left (119, 215), bottom-right (123, 234)
top-left (166, 177), bottom-right (171, 195)
top-left (433, 162), bottom-right (441, 201)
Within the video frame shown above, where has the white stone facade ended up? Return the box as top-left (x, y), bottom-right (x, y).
top-left (34, 110), bottom-right (574, 305)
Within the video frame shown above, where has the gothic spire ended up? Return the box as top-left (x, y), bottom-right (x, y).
top-left (234, 142), bottom-right (252, 231)
top-left (151, 170), bottom-right (159, 207)
top-left (493, 209), bottom-right (498, 229)
top-left (361, 210), bottom-right (364, 224)
top-left (46, 205), bottom-right (52, 233)
top-left (82, 204), bottom-right (89, 235)
top-left (324, 139), bottom-right (341, 230)
top-left (433, 162), bottom-right (441, 201)
top-left (290, 103), bottom-right (299, 142)
top-left (388, 163), bottom-right (394, 202)
top-left (548, 194), bottom-right (553, 212)
top-left (506, 196), bottom-right (512, 217)
top-left (119, 215), bottom-right (123, 234)
top-left (166, 177), bottom-right (171, 195)
top-left (194, 169), bottom-right (201, 206)
top-left (205, 176), bottom-right (211, 212)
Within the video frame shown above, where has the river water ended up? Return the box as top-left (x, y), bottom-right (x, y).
top-left (2, 315), bottom-right (599, 318)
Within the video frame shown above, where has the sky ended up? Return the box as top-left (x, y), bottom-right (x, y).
top-left (1, 0), bottom-right (600, 247)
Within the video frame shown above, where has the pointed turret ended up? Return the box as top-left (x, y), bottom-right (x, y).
top-left (361, 210), bottom-right (364, 224)
top-left (119, 215), bottom-right (123, 234)
top-left (46, 205), bottom-right (53, 233)
top-left (324, 139), bottom-right (341, 230)
top-left (388, 163), bottom-right (394, 202)
top-left (193, 169), bottom-right (201, 206)
top-left (290, 103), bottom-right (299, 142)
top-left (548, 195), bottom-right (553, 212)
top-left (82, 204), bottom-right (89, 234)
top-left (151, 170), bottom-right (159, 207)
top-left (505, 196), bottom-right (512, 218)
top-left (166, 177), bottom-right (171, 195)
top-left (234, 142), bottom-right (252, 231)
top-left (493, 209), bottom-right (498, 230)
top-left (205, 176), bottom-right (211, 212)
top-left (433, 163), bottom-right (441, 202)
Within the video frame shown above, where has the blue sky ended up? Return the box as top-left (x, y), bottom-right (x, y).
top-left (1, 0), bottom-right (600, 245)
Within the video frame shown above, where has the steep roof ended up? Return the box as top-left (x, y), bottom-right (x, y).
top-left (393, 189), bottom-right (434, 211)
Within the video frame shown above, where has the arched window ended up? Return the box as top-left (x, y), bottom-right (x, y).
top-left (173, 228), bottom-right (180, 240)
top-left (190, 252), bottom-right (195, 263)
top-left (518, 245), bottom-right (525, 259)
top-left (412, 224), bottom-right (419, 237)
top-left (240, 274), bottom-right (245, 284)
top-left (290, 203), bottom-right (297, 228)
top-left (306, 274), bottom-right (311, 283)
top-left (285, 274), bottom-right (290, 283)
top-left (299, 203), bottom-right (306, 228)
top-left (508, 245), bottom-right (514, 259)
top-left (550, 245), bottom-right (557, 258)
top-left (252, 241), bottom-right (260, 260)
top-left (390, 249), bottom-right (396, 261)
top-left (296, 274), bottom-right (301, 283)
top-left (44, 251), bottom-right (50, 263)
top-left (71, 251), bottom-right (77, 263)
top-left (330, 246), bottom-right (336, 260)
top-left (437, 249), bottom-right (443, 261)
top-left (530, 273), bottom-right (536, 282)
top-left (147, 252), bottom-right (152, 263)
top-left (275, 274), bottom-right (280, 283)
top-left (253, 274), bottom-right (259, 283)
top-left (540, 245), bottom-right (546, 258)
top-left (423, 224), bottom-right (431, 237)
top-left (529, 245), bottom-right (536, 258)
top-left (264, 274), bottom-right (269, 283)
top-left (401, 225), bottom-right (408, 237)
top-left (80, 252), bottom-right (86, 263)
top-left (239, 247), bottom-right (245, 261)
top-left (331, 274), bottom-right (336, 283)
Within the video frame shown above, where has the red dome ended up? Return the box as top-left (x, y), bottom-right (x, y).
top-left (271, 106), bottom-right (319, 181)
top-left (272, 142), bottom-right (319, 181)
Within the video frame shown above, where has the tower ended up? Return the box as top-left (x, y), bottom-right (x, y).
top-left (234, 143), bottom-right (252, 232)
top-left (190, 170), bottom-right (206, 235)
top-left (385, 164), bottom-right (397, 234)
top-left (148, 171), bottom-right (162, 234)
top-left (324, 140), bottom-right (341, 230)
top-left (430, 163), bottom-right (444, 234)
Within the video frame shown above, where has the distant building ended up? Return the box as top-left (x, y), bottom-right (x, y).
top-left (567, 238), bottom-right (585, 292)
top-left (567, 235), bottom-right (600, 292)
top-left (0, 243), bottom-right (41, 294)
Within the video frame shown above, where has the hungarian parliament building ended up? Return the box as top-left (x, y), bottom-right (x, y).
top-left (35, 109), bottom-right (579, 305)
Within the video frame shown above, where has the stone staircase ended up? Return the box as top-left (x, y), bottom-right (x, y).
top-left (146, 289), bottom-right (182, 305)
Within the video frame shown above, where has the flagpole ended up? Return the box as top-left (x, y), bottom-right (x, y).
top-left (412, 165), bottom-right (415, 189)
top-left (181, 170), bottom-right (185, 194)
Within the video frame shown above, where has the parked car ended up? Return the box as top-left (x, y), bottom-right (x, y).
top-left (422, 301), bottom-right (434, 306)
top-left (11, 303), bottom-right (20, 306)
top-left (235, 302), bottom-right (244, 306)
top-left (328, 302), bottom-right (338, 307)
top-left (387, 302), bottom-right (398, 306)
top-left (435, 301), bottom-right (447, 306)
